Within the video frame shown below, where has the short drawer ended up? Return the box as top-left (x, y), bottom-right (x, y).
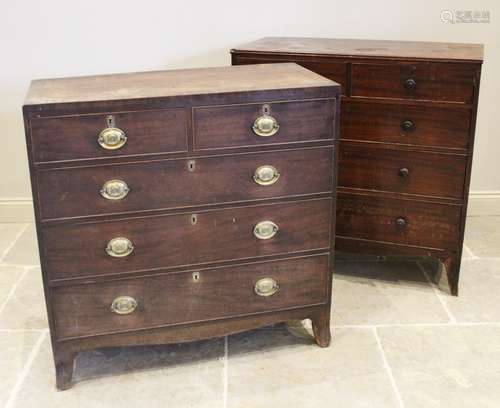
top-left (30, 109), bottom-right (188, 163)
top-left (351, 62), bottom-right (477, 103)
top-left (37, 147), bottom-right (334, 220)
top-left (336, 193), bottom-right (461, 250)
top-left (232, 57), bottom-right (348, 94)
top-left (52, 254), bottom-right (330, 339)
top-left (338, 144), bottom-right (467, 200)
top-left (43, 198), bottom-right (332, 281)
top-left (341, 100), bottom-right (471, 149)
top-left (193, 99), bottom-right (335, 150)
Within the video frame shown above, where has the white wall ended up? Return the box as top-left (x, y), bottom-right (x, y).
top-left (1, 0), bottom-right (499, 217)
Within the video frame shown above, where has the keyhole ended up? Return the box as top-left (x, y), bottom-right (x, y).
top-left (106, 115), bottom-right (115, 128)
top-left (190, 214), bottom-right (197, 225)
top-left (192, 272), bottom-right (200, 282)
top-left (262, 104), bottom-right (271, 115)
top-left (188, 160), bottom-right (196, 172)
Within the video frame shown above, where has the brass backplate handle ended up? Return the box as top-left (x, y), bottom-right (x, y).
top-left (253, 165), bottom-right (280, 186)
top-left (253, 221), bottom-right (279, 240)
top-left (110, 296), bottom-right (138, 315)
top-left (252, 114), bottom-right (279, 137)
top-left (254, 277), bottom-right (279, 297)
top-left (106, 237), bottom-right (134, 258)
top-left (100, 179), bottom-right (130, 200)
top-left (98, 127), bottom-right (127, 150)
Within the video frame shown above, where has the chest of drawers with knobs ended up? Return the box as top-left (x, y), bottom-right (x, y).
top-left (232, 37), bottom-right (483, 295)
top-left (23, 63), bottom-right (340, 389)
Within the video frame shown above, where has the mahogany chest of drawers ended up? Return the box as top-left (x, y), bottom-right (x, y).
top-left (23, 63), bottom-right (340, 389)
top-left (232, 37), bottom-right (483, 295)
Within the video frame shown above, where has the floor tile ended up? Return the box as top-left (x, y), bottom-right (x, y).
top-left (464, 216), bottom-right (500, 257)
top-left (227, 324), bottom-right (399, 408)
top-left (332, 260), bottom-right (449, 325)
top-left (0, 265), bottom-right (25, 304)
top-left (378, 325), bottom-right (500, 408)
top-left (426, 258), bottom-right (500, 322)
top-left (0, 223), bottom-right (26, 261)
top-left (0, 330), bottom-right (42, 407)
top-left (2, 223), bottom-right (39, 266)
top-left (12, 337), bottom-right (225, 408)
top-left (467, 199), bottom-right (500, 217)
top-left (0, 267), bottom-right (48, 330)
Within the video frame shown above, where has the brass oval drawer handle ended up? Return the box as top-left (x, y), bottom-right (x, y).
top-left (253, 221), bottom-right (279, 240)
top-left (253, 115), bottom-right (279, 137)
top-left (400, 120), bottom-right (415, 132)
top-left (253, 165), bottom-right (280, 186)
top-left (395, 217), bottom-right (408, 228)
top-left (110, 296), bottom-right (137, 315)
top-left (98, 127), bottom-right (127, 150)
top-left (403, 78), bottom-right (417, 91)
top-left (254, 277), bottom-right (279, 297)
top-left (100, 179), bottom-right (130, 200)
top-left (398, 167), bottom-right (410, 178)
top-left (106, 237), bottom-right (134, 257)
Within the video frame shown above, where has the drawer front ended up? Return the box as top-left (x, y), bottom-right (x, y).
top-left (193, 99), bottom-right (335, 150)
top-left (232, 57), bottom-right (348, 94)
top-left (341, 100), bottom-right (471, 149)
top-left (351, 62), bottom-right (477, 103)
top-left (43, 199), bottom-right (332, 281)
top-left (336, 194), bottom-right (461, 250)
top-left (30, 109), bottom-right (188, 163)
top-left (52, 255), bottom-right (330, 339)
top-left (338, 145), bottom-right (467, 199)
top-left (38, 147), bottom-right (334, 220)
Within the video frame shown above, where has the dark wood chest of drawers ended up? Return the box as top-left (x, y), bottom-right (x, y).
top-left (232, 37), bottom-right (483, 295)
top-left (23, 63), bottom-right (340, 389)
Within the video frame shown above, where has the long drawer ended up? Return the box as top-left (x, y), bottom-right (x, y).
top-left (30, 109), bottom-right (188, 163)
top-left (338, 144), bottom-right (467, 199)
top-left (37, 147), bottom-right (334, 220)
top-left (193, 99), bottom-right (335, 150)
top-left (351, 62), bottom-right (477, 103)
top-left (341, 100), bottom-right (471, 149)
top-left (51, 254), bottom-right (330, 339)
top-left (336, 193), bottom-right (461, 250)
top-left (43, 198), bottom-right (332, 281)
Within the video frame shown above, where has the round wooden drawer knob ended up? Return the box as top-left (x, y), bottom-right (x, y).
top-left (400, 120), bottom-right (415, 132)
top-left (398, 167), bottom-right (410, 178)
top-left (403, 78), bottom-right (417, 91)
top-left (395, 217), bottom-right (408, 228)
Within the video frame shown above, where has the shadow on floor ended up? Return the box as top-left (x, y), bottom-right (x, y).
top-left (72, 323), bottom-right (310, 386)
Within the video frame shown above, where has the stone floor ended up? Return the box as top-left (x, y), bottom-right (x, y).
top-left (0, 215), bottom-right (499, 408)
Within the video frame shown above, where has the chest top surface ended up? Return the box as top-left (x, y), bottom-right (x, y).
top-left (231, 37), bottom-right (484, 62)
top-left (24, 63), bottom-right (338, 106)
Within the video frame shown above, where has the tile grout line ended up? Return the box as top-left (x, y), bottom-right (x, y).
top-left (0, 263), bottom-right (40, 269)
top-left (0, 328), bottom-right (46, 333)
top-left (223, 336), bottom-right (228, 408)
top-left (463, 244), bottom-right (479, 259)
top-left (0, 266), bottom-right (31, 317)
top-left (335, 321), bottom-right (500, 329)
top-left (5, 330), bottom-right (47, 408)
top-left (0, 224), bottom-right (29, 264)
top-left (372, 327), bottom-right (405, 408)
top-left (417, 262), bottom-right (457, 324)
